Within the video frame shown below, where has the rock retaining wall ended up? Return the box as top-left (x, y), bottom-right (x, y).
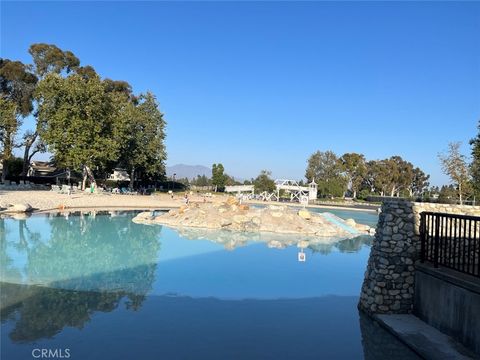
top-left (359, 199), bottom-right (480, 314)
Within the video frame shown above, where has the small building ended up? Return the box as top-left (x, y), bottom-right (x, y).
top-left (308, 180), bottom-right (318, 200)
top-left (108, 168), bottom-right (130, 182)
top-left (27, 161), bottom-right (57, 177)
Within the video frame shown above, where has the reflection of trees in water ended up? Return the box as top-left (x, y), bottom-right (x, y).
top-left (0, 220), bottom-right (18, 281)
top-left (309, 235), bottom-right (372, 255)
top-left (1, 218), bottom-right (42, 283)
top-left (1, 282), bottom-right (144, 343)
top-left (1, 212), bottom-right (162, 343)
top-left (20, 212), bottom-right (163, 294)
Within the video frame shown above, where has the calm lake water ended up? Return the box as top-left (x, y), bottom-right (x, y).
top-left (0, 210), bottom-right (420, 360)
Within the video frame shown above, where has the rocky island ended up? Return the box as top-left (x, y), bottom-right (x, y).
top-left (132, 197), bottom-right (375, 240)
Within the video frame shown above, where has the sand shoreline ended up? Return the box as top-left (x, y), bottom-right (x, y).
top-left (0, 190), bottom-right (187, 214)
top-left (0, 190), bottom-right (379, 215)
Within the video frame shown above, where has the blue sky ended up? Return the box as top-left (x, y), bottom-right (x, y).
top-left (1, 1), bottom-right (479, 185)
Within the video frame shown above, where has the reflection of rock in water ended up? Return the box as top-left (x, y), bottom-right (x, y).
top-left (172, 226), bottom-right (370, 251)
top-left (1, 282), bottom-right (144, 343)
top-left (359, 311), bottom-right (421, 360)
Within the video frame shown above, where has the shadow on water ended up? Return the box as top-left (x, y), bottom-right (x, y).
top-left (1, 280), bottom-right (420, 360)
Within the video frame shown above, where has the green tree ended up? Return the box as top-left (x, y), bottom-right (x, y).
top-left (0, 97), bottom-right (17, 167)
top-left (116, 92), bottom-right (167, 187)
top-left (362, 157), bottom-right (423, 198)
top-left (339, 152), bottom-right (366, 199)
top-left (470, 120), bottom-right (480, 196)
top-left (384, 156), bottom-right (414, 197)
top-left (36, 72), bottom-right (121, 189)
top-left (409, 167), bottom-right (430, 197)
top-left (438, 185), bottom-right (458, 204)
top-left (211, 163), bottom-right (226, 191)
top-left (28, 43), bottom-right (79, 77)
top-left (0, 59), bottom-right (38, 181)
top-left (253, 170), bottom-right (276, 193)
top-left (306, 150), bottom-right (347, 198)
top-left (438, 142), bottom-right (471, 204)
top-left (224, 174), bottom-right (238, 186)
top-left (20, 44), bottom-right (80, 177)
top-left (193, 174), bottom-right (210, 187)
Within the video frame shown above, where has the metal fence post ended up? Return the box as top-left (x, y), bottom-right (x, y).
top-left (420, 212), bottom-right (426, 263)
top-left (434, 214), bottom-right (440, 268)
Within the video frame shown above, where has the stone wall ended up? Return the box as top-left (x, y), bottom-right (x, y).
top-left (359, 199), bottom-right (480, 314)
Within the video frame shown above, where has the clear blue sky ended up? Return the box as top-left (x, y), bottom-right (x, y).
top-left (1, 1), bottom-right (479, 185)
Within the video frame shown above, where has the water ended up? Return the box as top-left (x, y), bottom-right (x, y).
top-left (308, 207), bottom-right (379, 228)
top-left (1, 211), bottom-right (420, 360)
top-left (252, 204), bottom-right (379, 228)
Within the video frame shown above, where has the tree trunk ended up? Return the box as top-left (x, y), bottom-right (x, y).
top-left (390, 186), bottom-right (396, 197)
top-left (82, 165), bottom-right (96, 191)
top-left (353, 190), bottom-right (357, 199)
top-left (130, 168), bottom-right (135, 189)
top-left (82, 173), bottom-right (87, 191)
top-left (1, 158), bottom-right (8, 183)
top-left (21, 132), bottom-right (38, 179)
top-left (2, 131), bottom-right (14, 183)
top-left (459, 182), bottom-right (463, 205)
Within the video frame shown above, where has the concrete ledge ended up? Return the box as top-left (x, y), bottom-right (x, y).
top-left (374, 314), bottom-right (478, 360)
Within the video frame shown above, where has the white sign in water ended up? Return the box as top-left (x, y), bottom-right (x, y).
top-left (298, 251), bottom-right (306, 262)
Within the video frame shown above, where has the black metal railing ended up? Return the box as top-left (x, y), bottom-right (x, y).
top-left (420, 212), bottom-right (480, 278)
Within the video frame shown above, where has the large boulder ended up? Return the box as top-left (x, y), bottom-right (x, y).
top-left (233, 214), bottom-right (248, 224)
top-left (132, 211), bottom-right (155, 223)
top-left (345, 218), bottom-right (356, 227)
top-left (298, 209), bottom-right (311, 220)
top-left (270, 211), bottom-right (283, 218)
top-left (8, 203), bottom-right (32, 213)
top-left (226, 197), bottom-right (239, 206)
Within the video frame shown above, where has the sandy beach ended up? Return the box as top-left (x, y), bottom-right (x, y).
top-left (0, 190), bottom-right (380, 214)
top-left (0, 190), bottom-right (194, 213)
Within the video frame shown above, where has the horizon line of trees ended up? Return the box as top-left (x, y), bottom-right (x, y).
top-left (0, 43), bottom-right (167, 189)
top-left (438, 119), bottom-right (480, 205)
top-left (304, 151), bottom-right (430, 199)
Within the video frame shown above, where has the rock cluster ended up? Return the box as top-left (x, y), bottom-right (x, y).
top-left (3, 203), bottom-right (33, 213)
top-left (133, 197), bottom-right (373, 238)
top-left (359, 199), bottom-right (480, 314)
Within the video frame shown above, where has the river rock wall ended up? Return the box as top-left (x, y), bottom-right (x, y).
top-left (359, 199), bottom-right (480, 314)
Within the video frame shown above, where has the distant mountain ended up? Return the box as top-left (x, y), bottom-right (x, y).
top-left (166, 164), bottom-right (211, 180)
